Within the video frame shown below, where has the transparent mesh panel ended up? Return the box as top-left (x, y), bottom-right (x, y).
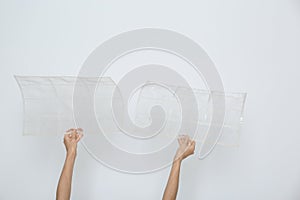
top-left (15, 76), bottom-right (120, 135)
top-left (173, 87), bottom-right (211, 142)
top-left (209, 92), bottom-right (247, 147)
top-left (130, 83), bottom-right (182, 153)
top-left (135, 85), bottom-right (247, 151)
top-left (15, 76), bottom-right (246, 161)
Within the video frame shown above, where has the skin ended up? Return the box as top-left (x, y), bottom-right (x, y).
top-left (56, 129), bottom-right (195, 200)
top-left (162, 135), bottom-right (196, 200)
top-left (56, 128), bottom-right (83, 200)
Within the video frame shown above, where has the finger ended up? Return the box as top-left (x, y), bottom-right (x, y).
top-left (64, 133), bottom-right (71, 140)
top-left (181, 136), bottom-right (188, 144)
top-left (75, 133), bottom-right (83, 142)
top-left (75, 131), bottom-right (83, 138)
top-left (76, 128), bottom-right (83, 139)
top-left (177, 135), bottom-right (183, 143)
top-left (77, 128), bottom-right (83, 133)
top-left (177, 137), bottom-right (181, 144)
top-left (180, 134), bottom-right (186, 139)
top-left (179, 137), bottom-right (184, 144)
top-left (191, 141), bottom-right (196, 149)
top-left (68, 131), bottom-right (77, 139)
top-left (65, 130), bottom-right (76, 139)
top-left (66, 128), bottom-right (76, 133)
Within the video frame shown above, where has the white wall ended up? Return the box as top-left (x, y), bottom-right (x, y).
top-left (1, 0), bottom-right (300, 199)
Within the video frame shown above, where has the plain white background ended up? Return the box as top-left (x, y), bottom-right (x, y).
top-left (1, 0), bottom-right (300, 199)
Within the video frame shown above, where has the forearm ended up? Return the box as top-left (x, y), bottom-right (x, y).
top-left (162, 159), bottom-right (182, 200)
top-left (56, 151), bottom-right (76, 200)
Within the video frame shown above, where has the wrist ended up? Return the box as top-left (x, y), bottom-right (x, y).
top-left (173, 158), bottom-right (182, 166)
top-left (174, 153), bottom-right (184, 163)
top-left (66, 149), bottom-right (77, 157)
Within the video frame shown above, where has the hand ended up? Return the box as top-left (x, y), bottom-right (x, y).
top-left (63, 128), bottom-right (83, 155)
top-left (174, 135), bottom-right (195, 162)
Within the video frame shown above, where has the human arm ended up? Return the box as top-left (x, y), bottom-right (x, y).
top-left (56, 128), bottom-right (83, 200)
top-left (162, 135), bottom-right (195, 200)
